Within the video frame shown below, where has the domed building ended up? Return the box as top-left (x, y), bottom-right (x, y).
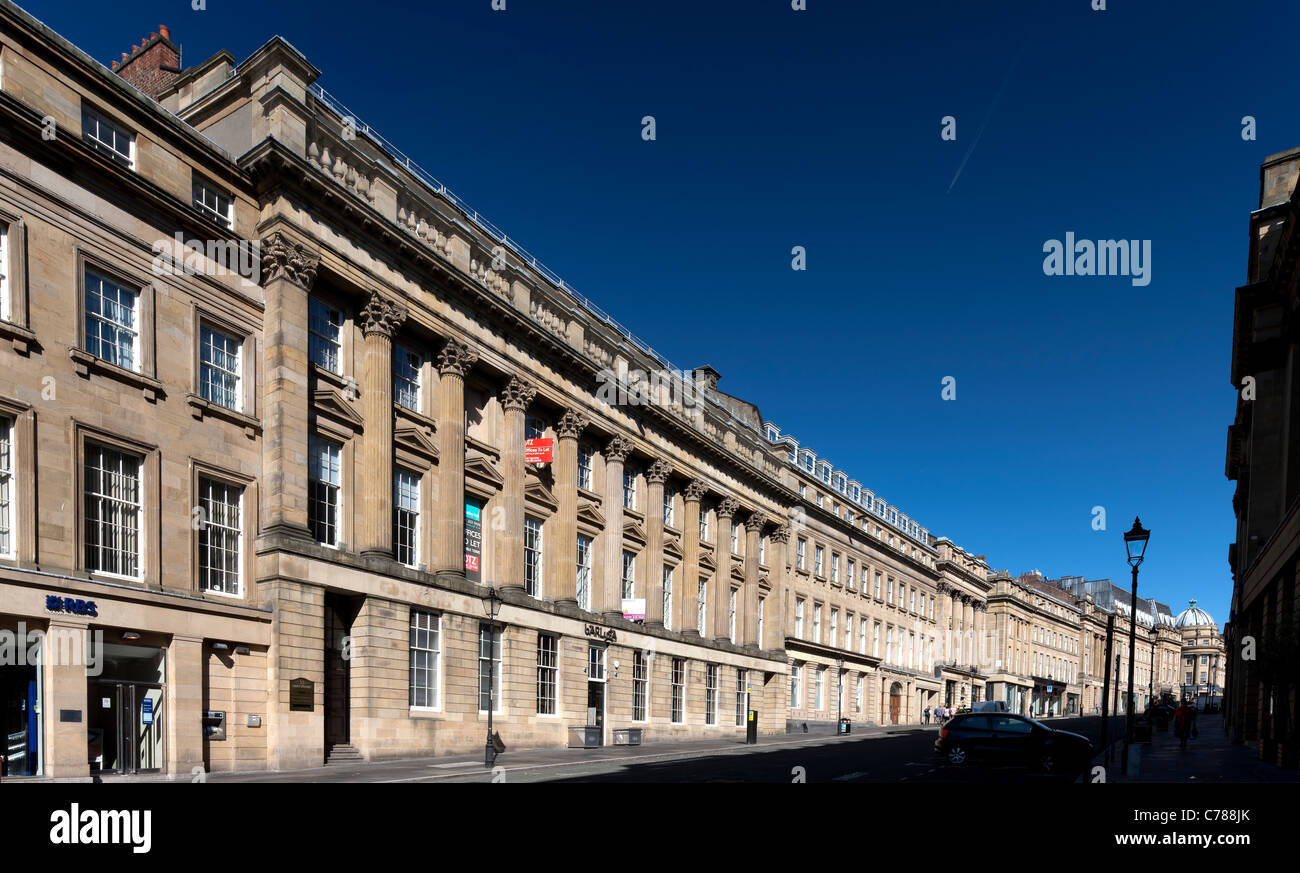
top-left (1174, 600), bottom-right (1224, 710)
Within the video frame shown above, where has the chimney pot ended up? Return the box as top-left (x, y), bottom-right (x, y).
top-left (159, 25), bottom-right (170, 40)
top-left (111, 60), bottom-right (118, 71)
top-left (132, 44), bottom-right (140, 55)
top-left (121, 52), bottom-right (129, 63)
top-left (150, 32), bottom-right (158, 41)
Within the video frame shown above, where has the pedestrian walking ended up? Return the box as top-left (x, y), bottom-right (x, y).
top-left (1173, 701), bottom-right (1191, 750)
top-left (923, 706), bottom-right (930, 724)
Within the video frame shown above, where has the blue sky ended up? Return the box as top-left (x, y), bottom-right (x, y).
top-left (27, 0), bottom-right (1292, 626)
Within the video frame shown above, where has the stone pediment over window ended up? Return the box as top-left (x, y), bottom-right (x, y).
top-left (395, 421), bottom-right (438, 460)
top-left (312, 386), bottom-right (364, 432)
top-left (730, 559), bottom-right (745, 581)
top-left (664, 538), bottom-right (683, 561)
top-left (699, 552), bottom-right (717, 573)
top-left (465, 451), bottom-right (504, 489)
top-left (524, 477), bottom-right (558, 513)
top-left (623, 519), bottom-right (647, 545)
top-left (577, 501), bottom-right (606, 529)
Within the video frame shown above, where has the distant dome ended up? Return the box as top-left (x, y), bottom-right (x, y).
top-left (1175, 599), bottom-right (1216, 629)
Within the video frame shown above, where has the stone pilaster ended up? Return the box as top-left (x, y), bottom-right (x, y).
top-left (714, 496), bottom-right (739, 640)
top-left (679, 479), bottom-right (705, 634)
top-left (43, 619), bottom-right (89, 778)
top-left (743, 511), bottom-right (766, 646)
top-left (498, 376), bottom-right (537, 593)
top-left (601, 435), bottom-right (633, 620)
top-left (768, 523), bottom-right (791, 650)
top-left (435, 339), bottom-right (478, 574)
top-left (165, 635), bottom-right (204, 776)
top-left (554, 409), bottom-right (589, 609)
top-left (645, 459), bottom-right (672, 628)
top-left (259, 231), bottom-right (319, 540)
top-left (358, 291), bottom-right (408, 557)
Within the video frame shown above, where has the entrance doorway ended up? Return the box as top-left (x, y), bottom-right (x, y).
top-left (324, 595), bottom-right (357, 751)
top-left (586, 645), bottom-right (606, 746)
top-left (88, 642), bottom-right (166, 775)
top-left (0, 663), bottom-right (40, 776)
top-left (888, 682), bottom-right (902, 724)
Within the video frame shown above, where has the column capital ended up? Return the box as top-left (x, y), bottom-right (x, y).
top-left (646, 458), bottom-right (673, 485)
top-left (260, 231), bottom-right (319, 289)
top-left (744, 510), bottom-right (768, 533)
top-left (556, 408), bottom-right (590, 440)
top-left (361, 291), bottom-right (409, 338)
top-left (500, 375), bottom-right (538, 412)
top-left (769, 523), bottom-right (791, 544)
top-left (604, 433), bottom-right (634, 460)
top-left (683, 479), bottom-right (707, 503)
top-left (717, 496), bottom-right (741, 519)
top-left (437, 338), bottom-right (479, 377)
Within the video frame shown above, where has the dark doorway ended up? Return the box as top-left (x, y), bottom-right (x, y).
top-left (0, 665), bottom-right (39, 776)
top-left (324, 595), bottom-right (357, 749)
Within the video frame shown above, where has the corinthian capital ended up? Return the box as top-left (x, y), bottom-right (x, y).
top-left (500, 375), bottom-right (538, 412)
top-left (745, 511), bottom-right (768, 533)
top-left (556, 409), bottom-right (590, 440)
top-left (259, 231), bottom-right (319, 289)
top-left (646, 459), bottom-right (673, 485)
top-left (437, 339), bottom-right (478, 377)
top-left (769, 524), bottom-right (792, 544)
top-left (717, 497), bottom-right (741, 519)
top-left (361, 291), bottom-right (408, 338)
top-left (683, 479), bottom-right (707, 503)
top-left (605, 434), bottom-right (634, 463)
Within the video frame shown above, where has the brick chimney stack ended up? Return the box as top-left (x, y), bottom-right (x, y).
top-left (110, 25), bottom-right (180, 99)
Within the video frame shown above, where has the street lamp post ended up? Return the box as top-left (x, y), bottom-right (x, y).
top-left (836, 658), bottom-right (844, 732)
top-left (482, 584), bottom-right (503, 768)
top-left (1122, 517), bottom-right (1150, 775)
top-left (1148, 628), bottom-right (1156, 711)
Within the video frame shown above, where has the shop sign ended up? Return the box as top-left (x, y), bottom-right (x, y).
top-left (583, 624), bottom-right (616, 643)
top-left (464, 498), bottom-right (483, 584)
top-left (289, 677), bottom-right (314, 712)
top-left (45, 595), bottom-right (98, 617)
top-left (621, 598), bottom-right (645, 621)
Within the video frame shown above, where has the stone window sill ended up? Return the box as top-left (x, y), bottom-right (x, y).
top-left (185, 392), bottom-right (261, 439)
top-left (0, 319), bottom-right (35, 355)
top-left (69, 347), bottom-right (163, 402)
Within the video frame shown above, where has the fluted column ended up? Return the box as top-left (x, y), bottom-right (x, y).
top-left (714, 497), bottom-right (739, 640)
top-left (497, 376), bottom-right (536, 593)
top-left (645, 459), bottom-right (671, 628)
top-left (258, 232), bottom-right (320, 540)
top-left (742, 511), bottom-right (766, 646)
top-left (601, 435), bottom-right (633, 620)
top-left (679, 479), bottom-right (704, 634)
top-left (435, 339), bottom-right (478, 574)
top-left (768, 524), bottom-right (791, 650)
top-left (358, 292), bottom-right (408, 557)
top-left (964, 597), bottom-right (975, 664)
top-left (554, 409), bottom-right (589, 609)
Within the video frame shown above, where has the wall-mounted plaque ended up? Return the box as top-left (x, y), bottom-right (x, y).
top-left (289, 677), bottom-right (314, 712)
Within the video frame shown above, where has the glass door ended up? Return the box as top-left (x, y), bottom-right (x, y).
top-left (88, 683), bottom-right (164, 773)
top-left (89, 682), bottom-right (122, 773)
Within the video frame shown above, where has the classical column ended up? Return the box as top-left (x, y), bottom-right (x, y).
top-left (742, 511), bottom-right (766, 646)
top-left (601, 435), bottom-right (633, 620)
top-left (554, 409), bottom-right (589, 609)
top-left (768, 523), bottom-right (791, 650)
top-left (358, 292), bottom-right (408, 558)
top-left (713, 496), bottom-right (739, 640)
top-left (679, 479), bottom-right (705, 634)
top-left (434, 339), bottom-right (478, 574)
top-left (259, 231), bottom-right (320, 540)
top-left (497, 376), bottom-right (537, 593)
top-left (645, 459), bottom-right (672, 628)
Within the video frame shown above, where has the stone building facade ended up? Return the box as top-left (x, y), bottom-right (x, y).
top-left (1225, 144), bottom-right (1300, 774)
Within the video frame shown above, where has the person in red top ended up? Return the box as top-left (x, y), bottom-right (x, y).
top-left (1173, 700), bottom-right (1192, 750)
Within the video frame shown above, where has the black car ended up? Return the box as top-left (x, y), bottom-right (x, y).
top-left (933, 712), bottom-right (1092, 774)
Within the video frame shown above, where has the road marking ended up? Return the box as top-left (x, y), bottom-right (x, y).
top-left (428, 762), bottom-right (478, 769)
top-left (832, 771), bottom-right (870, 781)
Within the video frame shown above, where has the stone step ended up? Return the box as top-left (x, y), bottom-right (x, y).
top-left (325, 744), bottom-right (364, 765)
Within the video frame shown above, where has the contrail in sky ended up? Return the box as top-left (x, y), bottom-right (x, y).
top-left (948, 45), bottom-right (1027, 193)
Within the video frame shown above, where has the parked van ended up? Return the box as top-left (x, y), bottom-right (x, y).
top-left (972, 700), bottom-right (1009, 713)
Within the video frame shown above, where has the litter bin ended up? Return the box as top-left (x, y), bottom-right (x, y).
top-left (613, 728), bottom-right (642, 746)
top-left (838, 718), bottom-right (851, 735)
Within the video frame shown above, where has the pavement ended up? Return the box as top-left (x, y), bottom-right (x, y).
top-left (1088, 715), bottom-right (1299, 783)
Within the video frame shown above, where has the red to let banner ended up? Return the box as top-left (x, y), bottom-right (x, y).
top-left (525, 438), bottom-right (553, 464)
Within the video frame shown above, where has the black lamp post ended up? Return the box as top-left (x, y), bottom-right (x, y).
top-left (482, 584), bottom-right (503, 768)
top-left (836, 657), bottom-right (844, 732)
top-left (1148, 627), bottom-right (1156, 711)
top-left (1122, 517), bottom-right (1150, 774)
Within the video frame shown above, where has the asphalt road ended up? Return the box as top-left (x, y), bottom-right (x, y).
top-left (441, 714), bottom-right (1125, 783)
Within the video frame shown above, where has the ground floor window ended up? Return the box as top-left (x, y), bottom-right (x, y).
top-left (536, 633), bottom-right (557, 715)
top-left (671, 658), bottom-right (685, 723)
top-left (478, 624), bottom-right (502, 713)
top-left (633, 651), bottom-right (648, 721)
top-left (705, 664), bottom-right (718, 725)
top-left (735, 669), bottom-right (747, 726)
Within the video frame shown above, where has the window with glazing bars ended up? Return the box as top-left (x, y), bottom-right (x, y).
top-left (308, 436), bottom-right (341, 546)
top-left (537, 633), bottom-right (557, 715)
top-left (633, 650), bottom-right (647, 721)
top-left (409, 611), bottom-right (440, 708)
top-left (671, 658), bottom-right (685, 723)
top-left (84, 268), bottom-right (138, 371)
top-left (0, 417), bottom-right (11, 557)
top-left (393, 345), bottom-right (421, 411)
top-left (705, 664), bottom-right (718, 725)
top-left (308, 298), bottom-right (342, 373)
top-left (524, 516), bottom-right (543, 597)
top-left (394, 469), bottom-right (419, 566)
top-left (198, 477), bottom-right (241, 594)
top-left (84, 443), bottom-right (141, 577)
top-left (199, 324), bottom-right (240, 410)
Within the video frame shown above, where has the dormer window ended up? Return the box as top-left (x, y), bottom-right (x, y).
top-left (193, 175), bottom-right (234, 228)
top-left (82, 106), bottom-right (134, 168)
